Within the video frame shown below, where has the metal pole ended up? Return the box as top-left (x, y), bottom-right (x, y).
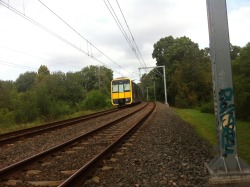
top-left (154, 81), bottom-right (156, 101)
top-left (139, 66), bottom-right (168, 105)
top-left (163, 65), bottom-right (168, 105)
top-left (98, 66), bottom-right (100, 90)
top-left (206, 0), bottom-right (250, 175)
top-left (146, 87), bottom-right (148, 101)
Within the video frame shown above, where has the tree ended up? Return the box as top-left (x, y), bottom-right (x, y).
top-left (232, 42), bottom-right (250, 120)
top-left (80, 65), bottom-right (113, 95)
top-left (230, 44), bottom-right (241, 61)
top-left (34, 81), bottom-right (52, 119)
top-left (36, 65), bottom-right (50, 82)
top-left (151, 36), bottom-right (212, 106)
top-left (171, 57), bottom-right (212, 107)
top-left (15, 71), bottom-right (37, 92)
top-left (14, 91), bottom-right (38, 123)
top-left (65, 72), bottom-right (86, 104)
top-left (0, 63), bottom-right (114, 125)
top-left (0, 80), bottom-right (15, 109)
top-left (140, 70), bottom-right (162, 101)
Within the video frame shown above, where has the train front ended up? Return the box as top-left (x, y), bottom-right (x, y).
top-left (111, 78), bottom-right (132, 107)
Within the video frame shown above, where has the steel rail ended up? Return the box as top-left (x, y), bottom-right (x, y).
top-left (0, 107), bottom-right (121, 146)
top-left (0, 103), bottom-right (148, 178)
top-left (59, 102), bottom-right (156, 187)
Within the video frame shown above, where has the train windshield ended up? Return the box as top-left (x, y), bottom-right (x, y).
top-left (112, 80), bottom-right (130, 92)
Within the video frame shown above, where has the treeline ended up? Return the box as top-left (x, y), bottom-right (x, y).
top-left (1, 35), bottom-right (249, 128)
top-left (0, 65), bottom-right (113, 127)
top-left (140, 36), bottom-right (250, 121)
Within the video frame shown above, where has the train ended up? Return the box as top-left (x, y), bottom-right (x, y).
top-left (111, 77), bottom-right (142, 107)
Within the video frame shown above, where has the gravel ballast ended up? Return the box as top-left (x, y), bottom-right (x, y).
top-left (0, 103), bottom-right (146, 169)
top-left (85, 102), bottom-right (214, 187)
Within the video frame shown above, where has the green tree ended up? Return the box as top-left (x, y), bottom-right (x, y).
top-left (230, 44), bottom-right (241, 61)
top-left (0, 64), bottom-right (114, 125)
top-left (0, 80), bottom-right (15, 109)
top-left (140, 70), bottom-right (160, 101)
top-left (36, 65), bottom-right (50, 82)
top-left (34, 81), bottom-right (52, 119)
top-left (45, 71), bottom-right (67, 101)
top-left (171, 57), bottom-right (212, 107)
top-left (151, 36), bottom-right (212, 106)
top-left (232, 42), bottom-right (250, 120)
top-left (14, 91), bottom-right (39, 123)
top-left (15, 71), bottom-right (36, 92)
top-left (65, 72), bottom-right (86, 105)
top-left (80, 65), bottom-right (113, 95)
top-left (33, 71), bottom-right (76, 120)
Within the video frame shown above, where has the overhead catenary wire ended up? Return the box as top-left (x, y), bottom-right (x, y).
top-left (103, 0), bottom-right (136, 53)
top-left (38, 0), bottom-right (131, 76)
top-left (104, 0), bottom-right (147, 70)
top-left (0, 45), bottom-right (82, 69)
top-left (0, 60), bottom-right (36, 70)
top-left (153, 68), bottom-right (163, 77)
top-left (103, 0), bottom-right (142, 64)
top-left (0, 0), bottom-right (123, 76)
top-left (115, 0), bottom-right (147, 68)
top-left (0, 1), bottom-right (87, 56)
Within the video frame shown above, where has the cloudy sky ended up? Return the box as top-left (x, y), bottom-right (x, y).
top-left (0, 0), bottom-right (250, 82)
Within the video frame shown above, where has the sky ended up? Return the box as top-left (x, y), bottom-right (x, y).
top-left (0, 0), bottom-right (250, 82)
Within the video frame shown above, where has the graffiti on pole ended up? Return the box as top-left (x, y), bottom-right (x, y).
top-left (219, 87), bottom-right (236, 157)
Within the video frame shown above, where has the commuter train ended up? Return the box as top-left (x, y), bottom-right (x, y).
top-left (111, 77), bottom-right (142, 107)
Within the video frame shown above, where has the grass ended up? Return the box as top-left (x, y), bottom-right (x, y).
top-left (174, 108), bottom-right (250, 164)
top-left (0, 107), bottom-right (115, 134)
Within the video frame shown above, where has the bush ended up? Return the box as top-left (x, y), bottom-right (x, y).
top-left (14, 92), bottom-right (39, 123)
top-left (175, 96), bottom-right (189, 108)
top-left (0, 109), bottom-right (15, 128)
top-left (49, 100), bottom-right (71, 119)
top-left (82, 90), bottom-right (109, 110)
top-left (200, 102), bottom-right (214, 114)
top-left (235, 92), bottom-right (250, 121)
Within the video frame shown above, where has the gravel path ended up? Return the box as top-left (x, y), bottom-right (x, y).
top-left (84, 102), bottom-right (214, 187)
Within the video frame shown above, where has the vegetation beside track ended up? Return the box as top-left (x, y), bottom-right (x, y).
top-left (174, 108), bottom-right (250, 164)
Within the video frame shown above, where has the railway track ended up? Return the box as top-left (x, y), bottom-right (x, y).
top-left (0, 108), bottom-right (121, 146)
top-left (0, 102), bottom-right (155, 186)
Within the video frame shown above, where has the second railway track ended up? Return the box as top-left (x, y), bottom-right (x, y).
top-left (0, 102), bottom-right (155, 186)
top-left (0, 107), bottom-right (122, 146)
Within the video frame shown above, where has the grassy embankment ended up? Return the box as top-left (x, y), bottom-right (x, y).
top-left (174, 108), bottom-right (250, 164)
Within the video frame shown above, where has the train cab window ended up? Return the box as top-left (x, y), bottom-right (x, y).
top-left (112, 80), bottom-right (130, 93)
top-left (112, 84), bottom-right (119, 92)
top-left (124, 82), bottom-right (130, 92)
